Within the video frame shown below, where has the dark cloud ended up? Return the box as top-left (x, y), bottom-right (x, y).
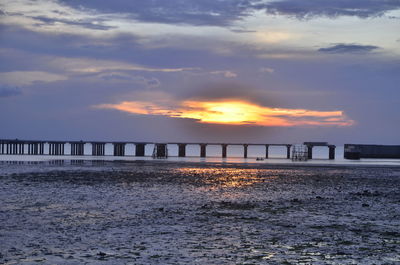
top-left (56, 0), bottom-right (400, 26)
top-left (230, 28), bottom-right (257, 33)
top-left (0, 86), bottom-right (22, 97)
top-left (57, 0), bottom-right (259, 26)
top-left (180, 82), bottom-right (280, 108)
top-left (263, 0), bottom-right (400, 19)
top-left (31, 16), bottom-right (116, 30)
top-left (318, 44), bottom-right (380, 53)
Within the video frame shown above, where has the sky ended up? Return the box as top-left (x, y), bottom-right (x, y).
top-left (0, 0), bottom-right (399, 144)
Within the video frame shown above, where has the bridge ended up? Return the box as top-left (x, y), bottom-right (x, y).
top-left (0, 139), bottom-right (336, 160)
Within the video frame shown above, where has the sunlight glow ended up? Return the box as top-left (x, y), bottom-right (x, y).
top-left (96, 99), bottom-right (354, 127)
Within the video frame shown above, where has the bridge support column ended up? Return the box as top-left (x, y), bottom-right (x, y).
top-left (8, 141), bottom-right (24, 155)
top-left (243, 144), bottom-right (248, 158)
top-left (39, 143), bottom-right (44, 155)
top-left (92, 143), bottom-right (105, 156)
top-left (20, 143), bottom-right (24, 154)
top-left (71, 142), bottom-right (85, 156)
top-left (222, 144), bottom-right (227, 158)
top-left (200, 144), bottom-right (207, 158)
top-left (113, 143), bottom-right (126, 156)
top-left (178, 144), bottom-right (186, 157)
top-left (153, 143), bottom-right (168, 158)
top-left (135, 143), bottom-right (146, 156)
top-left (329, 145), bottom-right (336, 160)
top-left (307, 145), bottom-right (313, 159)
top-left (286, 145), bottom-right (291, 159)
top-left (49, 143), bottom-right (65, 155)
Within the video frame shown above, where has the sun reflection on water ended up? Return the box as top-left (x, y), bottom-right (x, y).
top-left (174, 167), bottom-right (278, 188)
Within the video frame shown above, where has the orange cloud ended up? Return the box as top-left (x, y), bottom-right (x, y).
top-left (96, 99), bottom-right (354, 127)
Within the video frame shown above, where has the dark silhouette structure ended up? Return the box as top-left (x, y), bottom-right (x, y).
top-left (0, 139), bottom-right (339, 160)
top-left (344, 144), bottom-right (400, 159)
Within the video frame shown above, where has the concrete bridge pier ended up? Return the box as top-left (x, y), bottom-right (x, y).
top-left (243, 144), bottom-right (248, 158)
top-left (39, 143), bottom-right (44, 155)
top-left (92, 143), bottom-right (105, 156)
top-left (71, 142), bottom-right (85, 156)
top-left (49, 142), bottom-right (65, 155)
top-left (222, 144), bottom-right (227, 158)
top-left (19, 142), bottom-right (24, 154)
top-left (265, 145), bottom-right (269, 159)
top-left (113, 143), bottom-right (126, 156)
top-left (6, 141), bottom-right (25, 155)
top-left (307, 145), bottom-right (313, 159)
top-left (28, 143), bottom-right (33, 155)
top-left (200, 144), bottom-right (207, 158)
top-left (286, 145), bottom-right (291, 159)
top-left (178, 144), bottom-right (186, 157)
top-left (135, 143), bottom-right (146, 156)
top-left (329, 145), bottom-right (336, 160)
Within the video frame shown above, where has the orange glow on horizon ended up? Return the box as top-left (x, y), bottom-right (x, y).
top-left (96, 99), bottom-right (354, 127)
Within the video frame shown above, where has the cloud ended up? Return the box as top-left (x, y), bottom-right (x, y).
top-left (56, 0), bottom-right (400, 26)
top-left (0, 86), bottom-right (22, 97)
top-left (48, 57), bottom-right (199, 74)
top-left (97, 72), bottom-right (160, 87)
top-left (94, 92), bottom-right (354, 127)
top-left (259, 67), bottom-right (275, 74)
top-left (30, 16), bottom-right (116, 31)
top-left (210, 70), bottom-right (237, 78)
top-left (0, 71), bottom-right (67, 86)
top-left (318, 43), bottom-right (380, 53)
top-left (57, 0), bottom-right (259, 26)
top-left (263, 0), bottom-right (400, 19)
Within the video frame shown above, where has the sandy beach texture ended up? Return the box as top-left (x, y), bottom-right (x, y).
top-left (1, 160), bottom-right (399, 264)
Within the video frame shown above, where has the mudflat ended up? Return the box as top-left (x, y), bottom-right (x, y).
top-left (1, 161), bottom-right (399, 264)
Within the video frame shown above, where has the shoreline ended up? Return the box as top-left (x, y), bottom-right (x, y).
top-left (1, 157), bottom-right (400, 170)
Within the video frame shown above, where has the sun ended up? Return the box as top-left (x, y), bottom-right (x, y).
top-left (96, 97), bottom-right (353, 127)
top-left (180, 100), bottom-right (262, 125)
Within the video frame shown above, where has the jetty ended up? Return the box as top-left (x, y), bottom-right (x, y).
top-left (0, 139), bottom-right (337, 160)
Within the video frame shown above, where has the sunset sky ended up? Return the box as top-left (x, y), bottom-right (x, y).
top-left (0, 0), bottom-right (399, 144)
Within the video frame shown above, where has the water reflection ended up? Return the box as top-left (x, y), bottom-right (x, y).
top-left (174, 167), bottom-right (277, 188)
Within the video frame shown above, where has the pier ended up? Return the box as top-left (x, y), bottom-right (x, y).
top-left (0, 139), bottom-right (337, 160)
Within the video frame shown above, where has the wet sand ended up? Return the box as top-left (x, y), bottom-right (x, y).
top-left (1, 161), bottom-right (399, 264)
